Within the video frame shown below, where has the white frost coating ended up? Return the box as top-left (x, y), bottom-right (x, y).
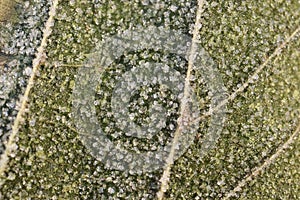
top-left (157, 0), bottom-right (207, 198)
top-left (72, 24), bottom-right (227, 175)
top-left (0, 0), bottom-right (59, 179)
top-left (223, 121), bottom-right (300, 200)
top-left (0, 62), bottom-right (17, 108)
top-left (221, 26), bottom-right (300, 199)
top-left (192, 25), bottom-right (300, 125)
top-left (111, 62), bottom-right (182, 139)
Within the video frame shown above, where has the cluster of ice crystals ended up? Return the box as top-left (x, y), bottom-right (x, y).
top-left (0, 1), bottom-right (51, 154)
top-left (72, 24), bottom-right (209, 174)
top-left (6, 0), bottom-right (299, 199)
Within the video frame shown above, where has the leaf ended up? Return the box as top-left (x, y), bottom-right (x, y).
top-left (0, 1), bottom-right (52, 153)
top-left (0, 0), bottom-right (299, 199)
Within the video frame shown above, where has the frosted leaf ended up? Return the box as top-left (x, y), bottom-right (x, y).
top-left (72, 26), bottom-right (226, 174)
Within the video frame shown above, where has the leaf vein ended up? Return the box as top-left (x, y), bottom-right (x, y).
top-left (156, 0), bottom-right (206, 199)
top-left (222, 120), bottom-right (300, 199)
top-left (0, 0), bottom-right (59, 177)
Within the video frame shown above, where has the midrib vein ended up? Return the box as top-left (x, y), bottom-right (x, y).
top-left (156, 0), bottom-right (206, 199)
top-left (0, 0), bottom-right (59, 177)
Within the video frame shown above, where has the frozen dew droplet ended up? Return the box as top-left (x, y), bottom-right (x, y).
top-left (170, 5), bottom-right (178, 12)
top-left (24, 67), bottom-right (32, 76)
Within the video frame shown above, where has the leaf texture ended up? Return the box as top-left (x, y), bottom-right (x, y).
top-left (0, 0), bottom-right (299, 199)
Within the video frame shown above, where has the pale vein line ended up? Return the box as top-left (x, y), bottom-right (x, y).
top-left (223, 121), bottom-right (300, 200)
top-left (156, 17), bottom-right (300, 200)
top-left (194, 25), bottom-right (300, 122)
top-left (156, 0), bottom-right (206, 199)
top-left (0, 0), bottom-right (59, 176)
top-left (183, 24), bottom-right (300, 195)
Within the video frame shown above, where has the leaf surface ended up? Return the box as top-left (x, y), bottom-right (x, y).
top-left (0, 0), bottom-right (299, 199)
